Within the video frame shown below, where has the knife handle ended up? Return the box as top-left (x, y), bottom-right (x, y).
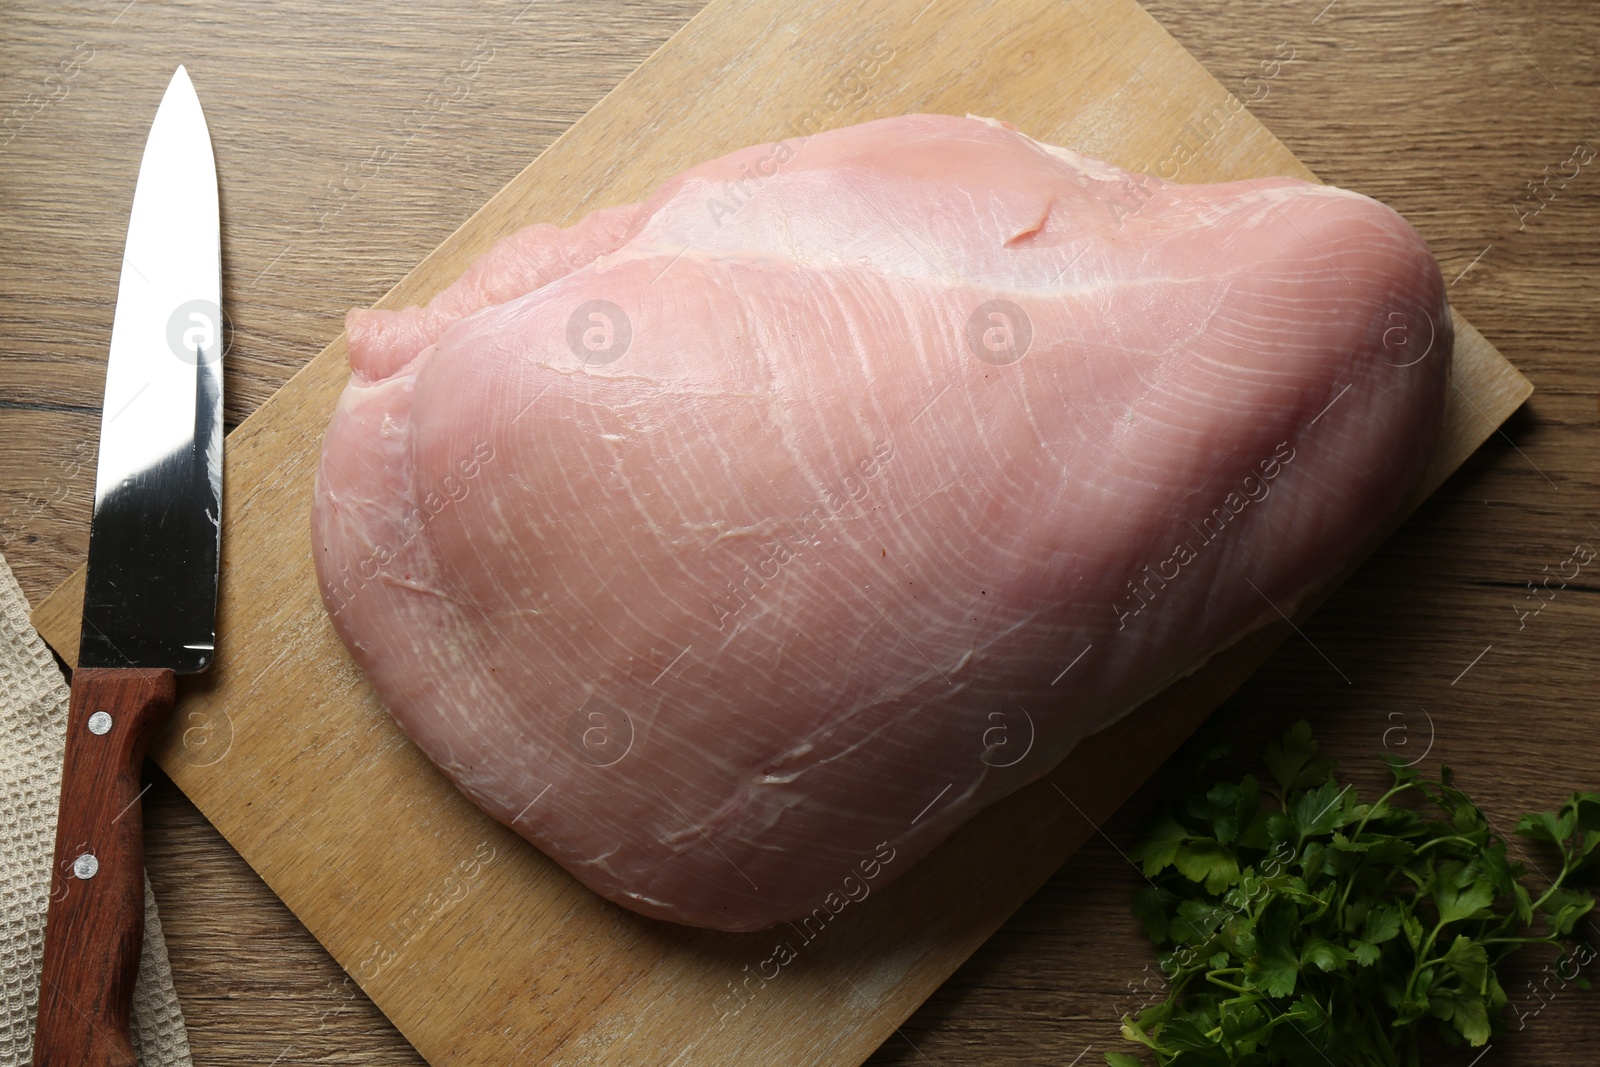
top-left (32, 667), bottom-right (175, 1067)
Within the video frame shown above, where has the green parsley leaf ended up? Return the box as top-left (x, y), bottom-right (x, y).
top-left (1300, 937), bottom-right (1349, 972)
top-left (1114, 720), bottom-right (1597, 1067)
top-left (1349, 938), bottom-right (1380, 967)
top-left (1539, 886), bottom-right (1595, 937)
top-left (1440, 934), bottom-right (1489, 990)
top-left (1172, 839), bottom-right (1240, 896)
top-left (1449, 992), bottom-right (1492, 1046)
top-left (1433, 869), bottom-right (1495, 926)
top-left (1360, 904), bottom-right (1402, 945)
top-left (1262, 719), bottom-right (1335, 795)
top-left (1130, 814), bottom-right (1189, 877)
top-left (1132, 884), bottom-right (1176, 943)
top-left (1102, 1053), bottom-right (1145, 1067)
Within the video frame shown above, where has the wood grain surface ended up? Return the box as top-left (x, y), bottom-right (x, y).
top-left (14, 0), bottom-right (1537, 1062)
top-left (2, 1), bottom-right (1596, 1065)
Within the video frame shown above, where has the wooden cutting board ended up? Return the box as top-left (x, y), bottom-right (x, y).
top-left (32, 0), bottom-right (1531, 1063)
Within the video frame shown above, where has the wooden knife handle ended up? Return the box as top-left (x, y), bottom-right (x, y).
top-left (32, 667), bottom-right (176, 1067)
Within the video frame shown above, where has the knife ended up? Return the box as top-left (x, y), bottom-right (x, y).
top-left (32, 65), bottom-right (221, 1067)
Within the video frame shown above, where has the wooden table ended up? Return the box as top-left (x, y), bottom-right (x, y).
top-left (3, 1), bottom-right (1596, 1063)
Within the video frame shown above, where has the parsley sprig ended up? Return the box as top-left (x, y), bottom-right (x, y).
top-left (1109, 721), bottom-right (1598, 1067)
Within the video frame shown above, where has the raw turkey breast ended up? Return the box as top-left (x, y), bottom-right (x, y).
top-left (313, 114), bottom-right (1450, 931)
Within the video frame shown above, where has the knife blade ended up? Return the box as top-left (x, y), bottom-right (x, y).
top-left (33, 65), bottom-right (221, 1067)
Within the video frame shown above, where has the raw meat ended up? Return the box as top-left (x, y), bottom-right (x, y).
top-left (312, 114), bottom-right (1451, 931)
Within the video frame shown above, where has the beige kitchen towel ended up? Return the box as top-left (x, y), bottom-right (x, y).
top-left (0, 549), bottom-right (193, 1067)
